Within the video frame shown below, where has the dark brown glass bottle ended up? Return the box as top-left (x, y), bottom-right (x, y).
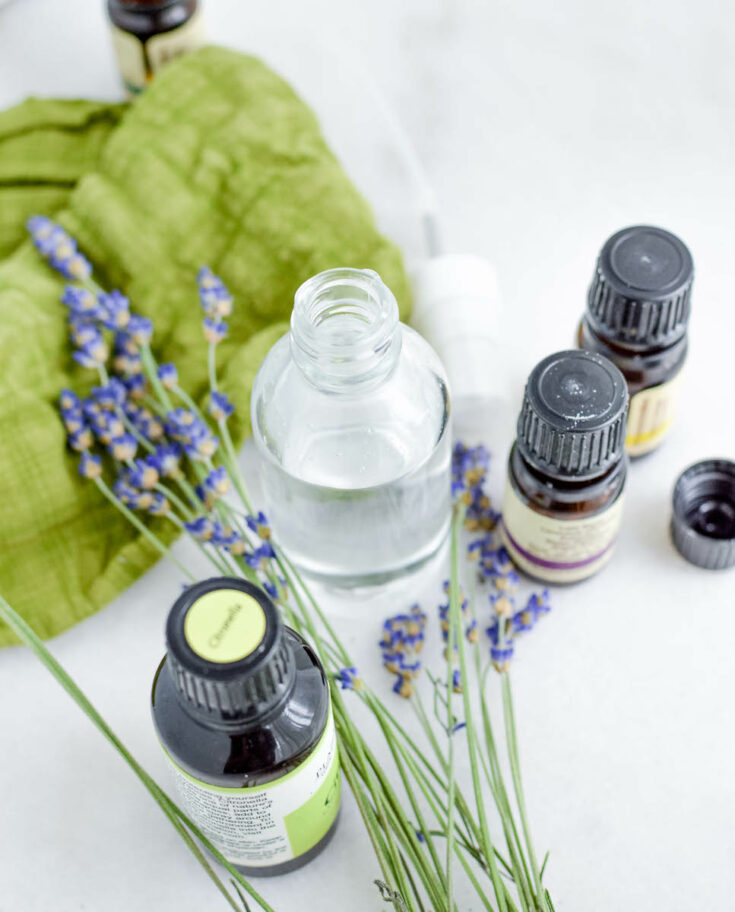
top-left (501, 350), bottom-right (629, 584)
top-left (579, 225), bottom-right (693, 457)
top-left (107, 0), bottom-right (205, 96)
top-left (151, 577), bottom-right (340, 876)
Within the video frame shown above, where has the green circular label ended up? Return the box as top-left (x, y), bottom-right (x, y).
top-left (184, 588), bottom-right (267, 664)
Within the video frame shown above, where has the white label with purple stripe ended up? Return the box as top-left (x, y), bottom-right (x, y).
top-left (500, 479), bottom-right (625, 583)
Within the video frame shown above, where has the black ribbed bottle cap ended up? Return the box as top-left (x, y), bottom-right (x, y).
top-left (587, 225), bottom-right (693, 349)
top-left (165, 577), bottom-right (295, 722)
top-left (671, 460), bottom-right (735, 570)
top-left (517, 350), bottom-right (629, 480)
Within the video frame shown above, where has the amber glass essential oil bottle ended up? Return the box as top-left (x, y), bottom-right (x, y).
top-left (579, 224), bottom-right (693, 457)
top-left (151, 577), bottom-right (340, 875)
top-left (107, 0), bottom-right (205, 96)
top-left (501, 350), bottom-right (629, 584)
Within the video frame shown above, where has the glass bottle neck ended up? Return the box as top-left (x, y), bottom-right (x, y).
top-left (290, 268), bottom-right (401, 391)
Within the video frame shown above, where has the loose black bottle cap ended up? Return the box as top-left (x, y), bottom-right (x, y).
top-left (671, 460), bottom-right (735, 570)
top-left (165, 577), bottom-right (295, 721)
top-left (517, 350), bottom-right (629, 480)
top-left (587, 225), bottom-right (693, 349)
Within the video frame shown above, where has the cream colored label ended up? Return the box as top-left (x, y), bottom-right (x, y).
top-left (167, 714), bottom-right (340, 867)
top-left (501, 478), bottom-right (625, 583)
top-left (147, 9), bottom-right (206, 70)
top-left (110, 10), bottom-right (206, 96)
top-left (625, 372), bottom-right (682, 456)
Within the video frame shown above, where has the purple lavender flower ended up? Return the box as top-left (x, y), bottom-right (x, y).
top-left (203, 317), bottom-right (228, 345)
top-left (59, 390), bottom-right (85, 434)
top-left (262, 580), bottom-right (278, 599)
top-left (526, 589), bottom-right (552, 618)
top-left (68, 321), bottom-right (100, 349)
top-left (490, 642), bottom-right (515, 670)
top-left (60, 410), bottom-right (85, 434)
top-left (157, 363), bottom-right (178, 389)
top-left (124, 374), bottom-right (146, 400)
top-left (244, 542), bottom-right (276, 570)
top-left (98, 290), bottom-right (130, 330)
top-left (127, 315), bottom-right (153, 346)
top-left (511, 590), bottom-right (552, 634)
top-left (245, 511), bottom-right (270, 540)
top-left (72, 329), bottom-right (108, 368)
top-left (335, 667), bottom-right (363, 691)
top-left (59, 389), bottom-right (81, 411)
top-left (61, 286), bottom-right (100, 318)
top-left (147, 492), bottom-right (170, 516)
top-left (438, 591), bottom-right (474, 646)
top-left (88, 410), bottom-right (125, 445)
top-left (28, 216), bottom-right (92, 280)
top-left (489, 591), bottom-right (515, 617)
top-left (127, 458), bottom-right (159, 490)
top-left (78, 452), bottom-right (102, 479)
top-left (197, 267), bottom-right (233, 319)
top-left (184, 517), bottom-right (215, 542)
top-left (112, 478), bottom-right (133, 502)
top-left (146, 444), bottom-right (182, 479)
top-left (183, 424), bottom-right (218, 461)
top-left (124, 403), bottom-right (163, 441)
top-left (67, 429), bottom-right (94, 452)
top-left (205, 466), bottom-right (229, 497)
top-left (208, 390), bottom-right (234, 421)
top-left (452, 442), bottom-right (499, 531)
top-left (114, 331), bottom-right (138, 356)
top-left (380, 604), bottom-right (427, 698)
top-left (117, 355), bottom-right (143, 376)
top-left (91, 379), bottom-right (126, 410)
top-left (223, 531), bottom-right (247, 556)
top-left (164, 408), bottom-right (197, 439)
top-left (108, 434), bottom-right (137, 461)
top-left (209, 522), bottom-right (233, 548)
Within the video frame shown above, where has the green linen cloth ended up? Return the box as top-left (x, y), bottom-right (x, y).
top-left (0, 99), bottom-right (125, 259)
top-left (0, 46), bottom-right (410, 646)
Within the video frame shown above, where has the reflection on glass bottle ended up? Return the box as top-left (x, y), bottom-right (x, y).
top-left (251, 268), bottom-right (452, 587)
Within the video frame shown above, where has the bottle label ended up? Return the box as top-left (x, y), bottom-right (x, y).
top-left (501, 478), bottom-right (625, 583)
top-left (110, 9), bottom-right (206, 97)
top-left (165, 713), bottom-right (340, 868)
top-left (625, 372), bottom-right (683, 456)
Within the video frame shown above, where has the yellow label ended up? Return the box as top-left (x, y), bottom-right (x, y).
top-left (109, 9), bottom-right (206, 96)
top-left (625, 373), bottom-right (682, 456)
top-left (184, 588), bottom-right (266, 663)
top-left (147, 9), bottom-right (206, 71)
top-left (501, 478), bottom-right (625, 583)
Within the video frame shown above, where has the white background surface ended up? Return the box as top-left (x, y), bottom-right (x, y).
top-left (1, 1), bottom-right (735, 910)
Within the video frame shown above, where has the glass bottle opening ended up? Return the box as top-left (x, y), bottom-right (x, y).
top-left (290, 268), bottom-right (400, 388)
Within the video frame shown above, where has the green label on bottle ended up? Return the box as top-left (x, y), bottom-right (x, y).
top-left (164, 714), bottom-right (340, 867)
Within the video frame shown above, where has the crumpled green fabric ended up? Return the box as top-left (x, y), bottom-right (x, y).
top-left (0, 99), bottom-right (126, 259)
top-left (0, 46), bottom-right (410, 646)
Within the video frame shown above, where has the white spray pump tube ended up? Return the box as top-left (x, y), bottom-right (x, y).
top-left (410, 254), bottom-right (513, 445)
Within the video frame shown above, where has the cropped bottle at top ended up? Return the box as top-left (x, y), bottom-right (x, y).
top-left (107, 0), bottom-right (205, 96)
top-left (579, 224), bottom-right (693, 457)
